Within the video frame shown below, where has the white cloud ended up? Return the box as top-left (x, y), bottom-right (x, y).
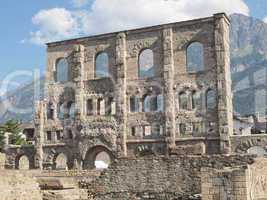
top-left (29, 8), bottom-right (82, 45)
top-left (83, 0), bottom-right (249, 34)
top-left (71, 0), bottom-right (89, 8)
top-left (28, 0), bottom-right (250, 45)
top-left (263, 16), bottom-right (267, 23)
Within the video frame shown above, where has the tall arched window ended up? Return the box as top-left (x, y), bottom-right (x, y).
top-left (95, 52), bottom-right (109, 78)
top-left (157, 94), bottom-right (164, 112)
top-left (56, 58), bottom-right (69, 82)
top-left (143, 95), bottom-right (151, 112)
top-left (58, 103), bottom-right (65, 119)
top-left (139, 49), bottom-right (154, 78)
top-left (206, 89), bottom-right (216, 109)
top-left (130, 96), bottom-right (139, 113)
top-left (179, 92), bottom-right (188, 110)
top-left (186, 42), bottom-right (204, 72)
top-left (68, 102), bottom-right (75, 119)
top-left (47, 102), bottom-right (55, 120)
top-left (192, 91), bottom-right (201, 109)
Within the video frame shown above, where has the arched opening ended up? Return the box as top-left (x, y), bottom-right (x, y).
top-left (55, 58), bottom-right (69, 83)
top-left (192, 91), bottom-right (201, 109)
top-left (47, 102), bottom-right (55, 120)
top-left (86, 99), bottom-right (93, 116)
top-left (143, 95), bottom-right (158, 112)
top-left (83, 146), bottom-right (113, 170)
top-left (67, 101), bottom-right (75, 119)
top-left (247, 146), bottom-right (266, 157)
top-left (139, 49), bottom-right (154, 78)
top-left (129, 96), bottom-right (139, 113)
top-left (54, 153), bottom-right (68, 170)
top-left (17, 155), bottom-right (30, 170)
top-left (95, 52), bottom-right (109, 78)
top-left (58, 102), bottom-right (65, 119)
top-left (179, 92), bottom-right (188, 110)
top-left (94, 151), bottom-right (111, 169)
top-left (157, 94), bottom-right (164, 112)
top-left (186, 42), bottom-right (204, 72)
top-left (206, 89), bottom-right (216, 109)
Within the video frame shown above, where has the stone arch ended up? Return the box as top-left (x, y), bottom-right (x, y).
top-left (186, 41), bottom-right (204, 72)
top-left (138, 48), bottom-right (154, 78)
top-left (206, 88), bottom-right (216, 109)
top-left (247, 146), bottom-right (266, 157)
top-left (55, 58), bottom-right (69, 83)
top-left (95, 51), bottom-right (109, 78)
top-left (234, 137), bottom-right (267, 154)
top-left (83, 146), bottom-right (114, 170)
top-left (53, 153), bottom-right (68, 170)
top-left (16, 155), bottom-right (30, 170)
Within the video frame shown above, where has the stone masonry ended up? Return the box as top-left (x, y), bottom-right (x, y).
top-left (5, 13), bottom-right (267, 200)
top-left (6, 13), bottom-right (234, 170)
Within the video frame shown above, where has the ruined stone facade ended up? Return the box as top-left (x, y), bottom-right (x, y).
top-left (3, 13), bottom-right (267, 200)
top-left (4, 13), bottom-right (235, 170)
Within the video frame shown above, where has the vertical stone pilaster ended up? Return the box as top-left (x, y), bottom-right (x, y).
top-left (115, 32), bottom-right (127, 157)
top-left (34, 101), bottom-right (45, 169)
top-left (162, 28), bottom-right (176, 150)
top-left (214, 13), bottom-right (233, 154)
top-left (72, 44), bottom-right (85, 119)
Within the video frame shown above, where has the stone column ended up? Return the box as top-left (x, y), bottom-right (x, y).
top-left (214, 13), bottom-right (233, 154)
top-left (34, 101), bottom-right (45, 169)
top-left (72, 45), bottom-right (85, 119)
top-left (115, 32), bottom-right (127, 157)
top-left (162, 28), bottom-right (176, 151)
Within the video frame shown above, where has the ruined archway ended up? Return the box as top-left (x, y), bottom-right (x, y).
top-left (53, 153), bottom-right (68, 170)
top-left (247, 146), bottom-right (267, 157)
top-left (83, 146), bottom-right (114, 170)
top-left (16, 155), bottom-right (30, 170)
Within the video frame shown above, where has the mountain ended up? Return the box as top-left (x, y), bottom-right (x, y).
top-left (0, 77), bottom-right (44, 123)
top-left (230, 14), bottom-right (267, 117)
top-left (0, 14), bottom-right (266, 124)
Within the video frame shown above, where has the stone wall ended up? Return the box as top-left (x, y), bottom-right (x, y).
top-left (0, 152), bottom-right (5, 169)
top-left (82, 155), bottom-right (254, 200)
top-left (201, 167), bottom-right (248, 200)
top-left (0, 170), bottom-right (42, 200)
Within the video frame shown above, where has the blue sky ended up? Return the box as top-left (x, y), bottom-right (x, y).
top-left (0, 0), bottom-right (266, 88)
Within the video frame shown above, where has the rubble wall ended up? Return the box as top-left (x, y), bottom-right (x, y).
top-left (83, 155), bottom-right (254, 200)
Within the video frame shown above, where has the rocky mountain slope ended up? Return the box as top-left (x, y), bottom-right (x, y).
top-left (0, 14), bottom-right (266, 123)
top-left (230, 14), bottom-right (267, 117)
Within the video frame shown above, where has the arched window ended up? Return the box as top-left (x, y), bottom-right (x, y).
top-left (192, 91), bottom-right (201, 109)
top-left (68, 102), bottom-right (75, 119)
top-left (68, 130), bottom-right (73, 139)
top-left (94, 151), bottom-right (111, 169)
top-left (47, 102), bottom-right (55, 120)
top-left (247, 146), bottom-right (266, 157)
top-left (97, 98), bottom-right (105, 115)
top-left (58, 103), bottom-right (65, 119)
top-left (206, 89), bottom-right (216, 109)
top-left (157, 94), bottom-right (164, 112)
top-left (179, 123), bottom-right (186, 135)
top-left (56, 58), bottom-right (69, 82)
top-left (54, 153), bottom-right (68, 170)
top-left (143, 95), bottom-right (158, 112)
top-left (130, 96), bottom-right (139, 113)
top-left (179, 92), bottom-right (188, 110)
top-left (18, 155), bottom-right (30, 170)
top-left (139, 49), bottom-right (154, 78)
top-left (87, 99), bottom-right (93, 116)
top-left (95, 52), bottom-right (109, 78)
top-left (143, 95), bottom-right (150, 112)
top-left (186, 42), bottom-right (204, 72)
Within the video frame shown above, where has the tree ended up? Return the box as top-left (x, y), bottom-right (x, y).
top-left (0, 119), bottom-right (26, 145)
top-left (0, 130), bottom-right (5, 152)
